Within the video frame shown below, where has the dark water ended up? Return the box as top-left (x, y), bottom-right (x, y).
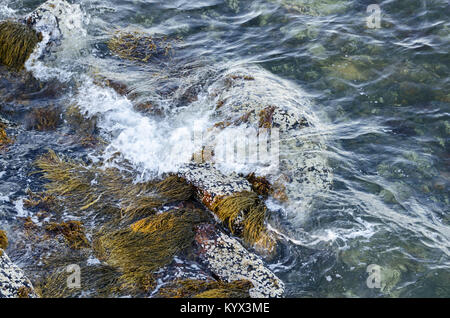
top-left (0, 0), bottom-right (449, 297)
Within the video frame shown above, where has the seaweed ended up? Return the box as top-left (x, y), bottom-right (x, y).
top-left (26, 107), bottom-right (61, 131)
top-left (45, 221), bottom-right (90, 250)
top-left (0, 124), bottom-right (13, 150)
top-left (17, 286), bottom-right (33, 298)
top-left (211, 191), bottom-right (275, 250)
top-left (258, 106), bottom-right (276, 129)
top-left (94, 208), bottom-right (209, 292)
top-left (34, 150), bottom-right (193, 218)
top-left (23, 190), bottom-right (56, 211)
top-left (246, 173), bottom-right (272, 197)
top-left (246, 173), bottom-right (288, 202)
top-left (65, 104), bottom-right (97, 135)
top-left (158, 278), bottom-right (253, 298)
top-left (108, 31), bottom-right (172, 63)
top-left (35, 264), bottom-right (122, 298)
top-left (0, 229), bottom-right (8, 256)
top-left (0, 21), bottom-right (41, 70)
top-left (64, 104), bottom-right (101, 147)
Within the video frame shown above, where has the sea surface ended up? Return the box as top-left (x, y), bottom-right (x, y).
top-left (0, 0), bottom-right (449, 297)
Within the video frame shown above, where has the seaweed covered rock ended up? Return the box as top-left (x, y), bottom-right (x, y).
top-left (195, 224), bottom-right (284, 298)
top-left (25, 106), bottom-right (61, 131)
top-left (94, 208), bottom-right (210, 293)
top-left (45, 221), bottom-right (90, 250)
top-left (35, 264), bottom-right (122, 298)
top-left (34, 150), bottom-right (194, 218)
top-left (108, 31), bottom-right (173, 63)
top-left (0, 21), bottom-right (41, 70)
top-left (178, 163), bottom-right (276, 251)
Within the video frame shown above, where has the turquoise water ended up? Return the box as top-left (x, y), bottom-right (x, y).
top-left (0, 0), bottom-right (449, 297)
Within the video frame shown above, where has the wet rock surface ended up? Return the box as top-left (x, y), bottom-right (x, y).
top-left (195, 224), bottom-right (284, 298)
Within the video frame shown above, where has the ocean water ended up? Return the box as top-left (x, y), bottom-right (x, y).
top-left (0, 0), bottom-right (449, 297)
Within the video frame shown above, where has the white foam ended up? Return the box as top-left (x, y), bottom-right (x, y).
top-left (25, 31), bottom-right (73, 83)
top-left (212, 125), bottom-right (280, 176)
top-left (0, 4), bottom-right (16, 20)
top-left (14, 199), bottom-right (28, 218)
top-left (25, 0), bottom-right (88, 82)
top-left (75, 79), bottom-right (212, 178)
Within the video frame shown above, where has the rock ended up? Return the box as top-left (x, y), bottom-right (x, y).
top-left (178, 163), bottom-right (252, 210)
top-left (0, 252), bottom-right (36, 298)
top-left (189, 65), bottom-right (332, 224)
top-left (195, 224), bottom-right (284, 298)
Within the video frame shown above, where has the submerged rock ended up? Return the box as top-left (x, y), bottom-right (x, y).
top-left (275, 0), bottom-right (351, 16)
top-left (108, 31), bottom-right (173, 63)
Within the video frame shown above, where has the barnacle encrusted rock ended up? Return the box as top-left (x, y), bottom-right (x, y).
top-left (205, 65), bottom-right (333, 218)
top-left (1, 231), bottom-right (36, 297)
top-left (195, 224), bottom-right (284, 298)
top-left (178, 163), bottom-right (252, 209)
top-left (21, 0), bottom-right (86, 76)
top-left (178, 163), bottom-right (276, 250)
top-left (0, 251), bottom-right (37, 298)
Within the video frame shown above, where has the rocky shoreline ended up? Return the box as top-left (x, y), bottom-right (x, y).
top-left (0, 0), bottom-right (331, 298)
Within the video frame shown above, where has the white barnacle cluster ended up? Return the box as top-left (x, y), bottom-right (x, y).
top-left (178, 163), bottom-right (252, 198)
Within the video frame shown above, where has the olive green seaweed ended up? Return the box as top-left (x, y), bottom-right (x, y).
top-left (158, 278), bottom-right (253, 298)
top-left (0, 229), bottom-right (8, 256)
top-left (94, 209), bottom-right (209, 292)
top-left (108, 31), bottom-right (172, 63)
top-left (0, 124), bottom-right (13, 150)
top-left (0, 21), bottom-right (41, 70)
top-left (212, 191), bottom-right (275, 250)
top-left (34, 150), bottom-right (194, 217)
top-left (35, 265), bottom-right (122, 298)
